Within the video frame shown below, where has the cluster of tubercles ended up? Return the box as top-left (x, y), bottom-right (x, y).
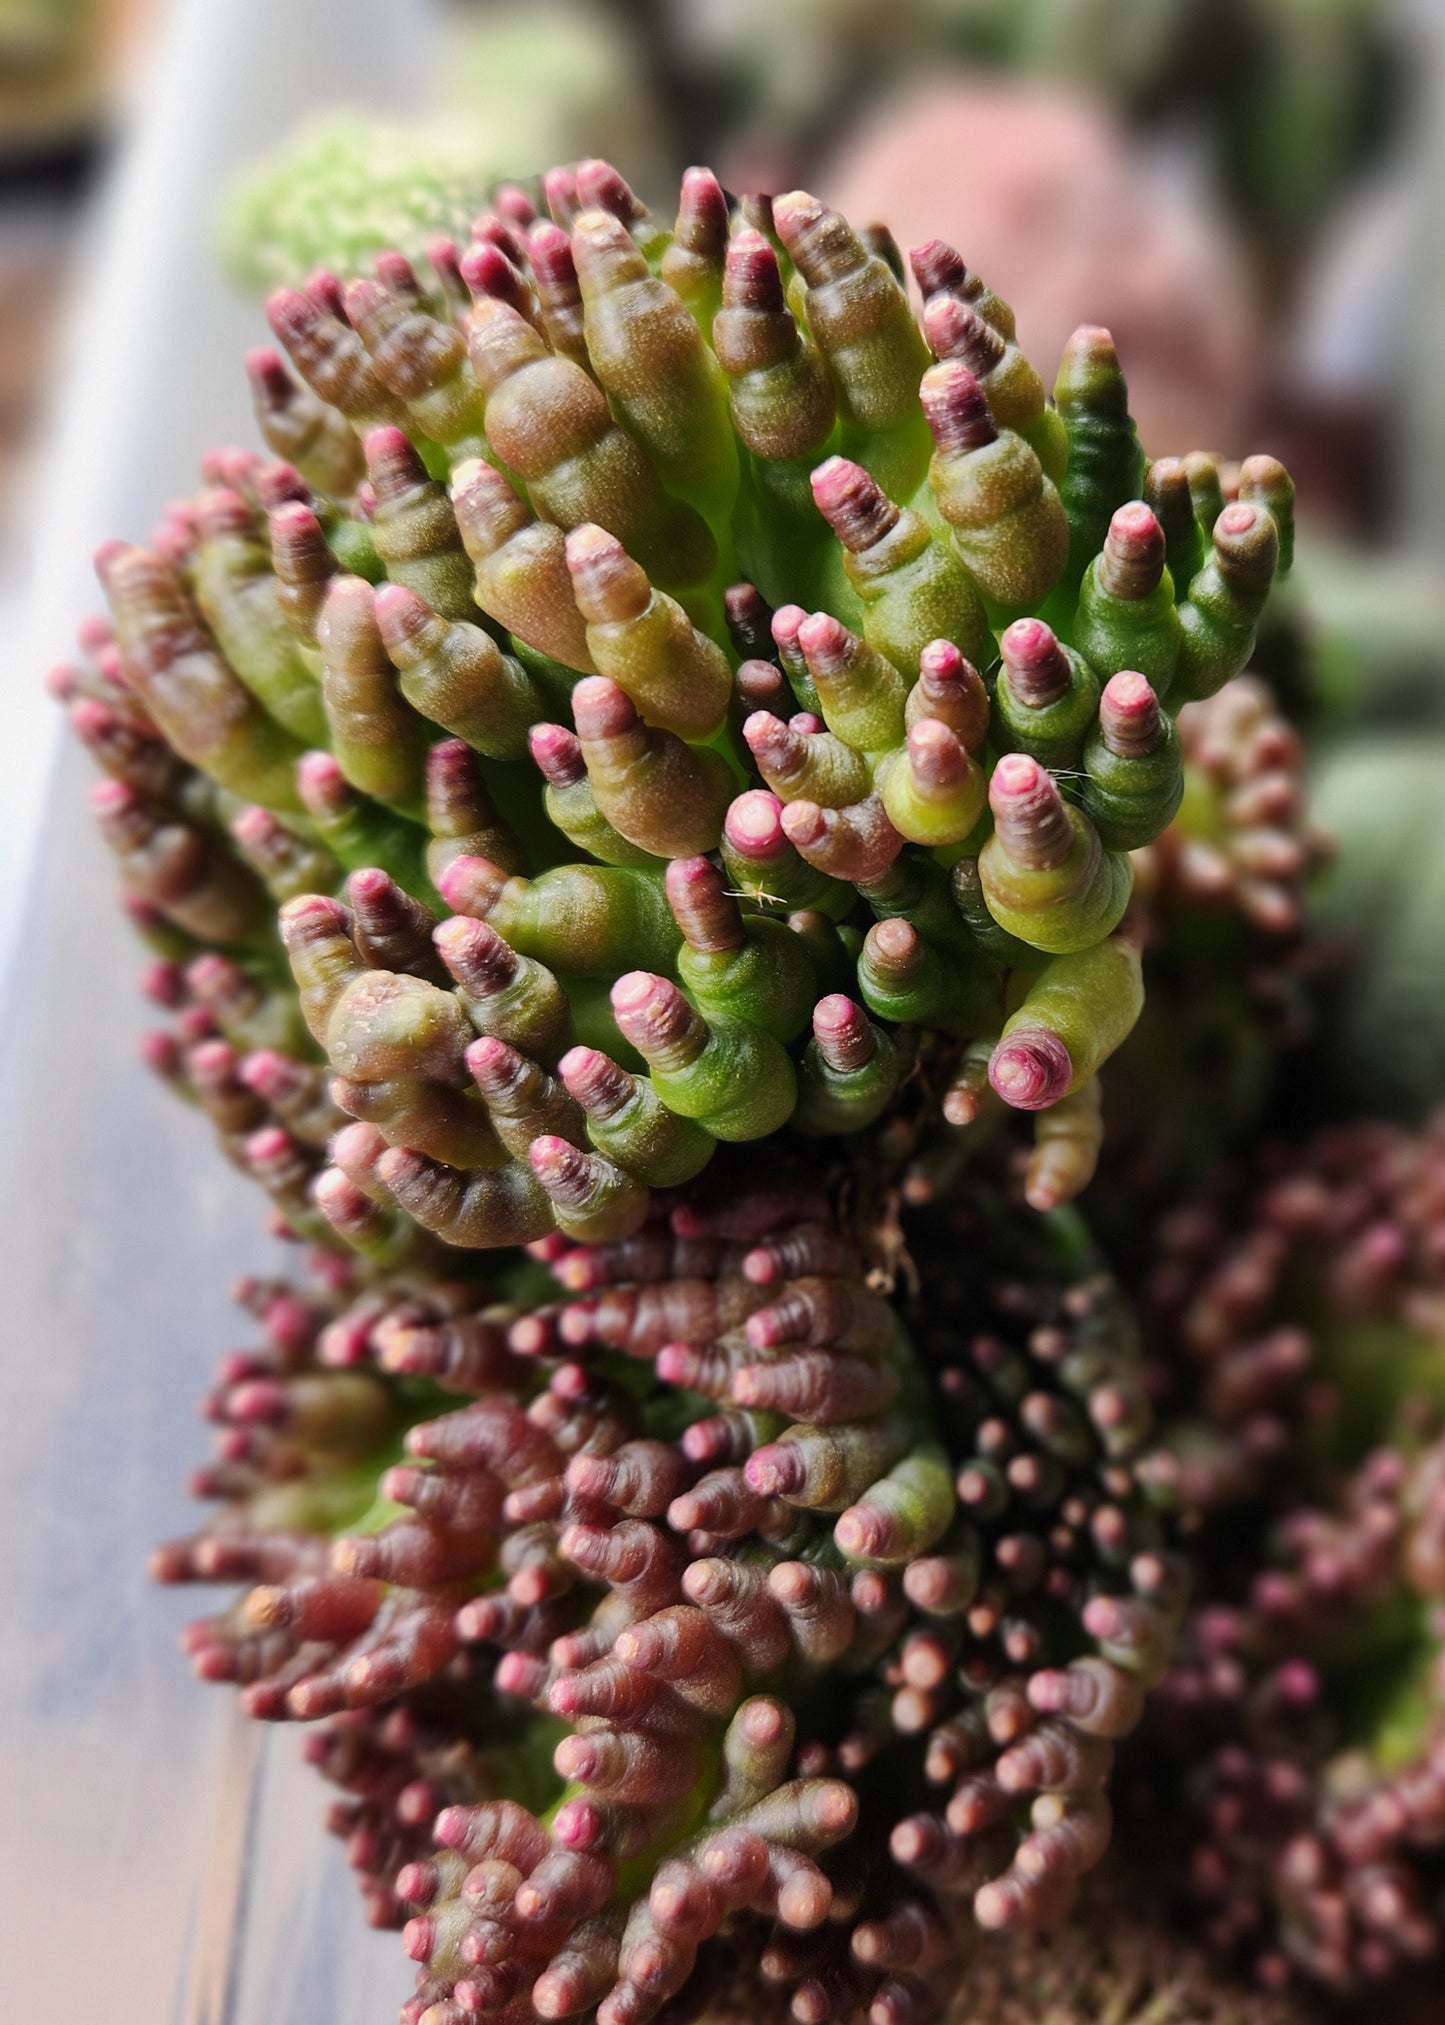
top-left (152, 1153), bottom-right (1180, 2025)
top-left (49, 151), bottom-right (1321, 2025)
top-left (58, 156), bottom-right (1297, 1253)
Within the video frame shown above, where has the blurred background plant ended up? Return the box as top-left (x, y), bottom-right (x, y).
top-left (0, 0), bottom-right (154, 528)
top-left (0, 0), bottom-right (130, 159)
top-left (1, 0), bottom-right (1433, 537)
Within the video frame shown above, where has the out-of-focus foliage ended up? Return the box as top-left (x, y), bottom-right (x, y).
top-left (688, 0), bottom-right (1401, 264)
top-left (439, 0), bottom-right (665, 196)
top-left (1286, 541), bottom-right (1445, 734)
top-left (0, 0), bottom-right (112, 147)
top-left (1311, 738), bottom-right (1445, 1117)
top-left (221, 118), bottom-right (502, 297)
top-left (221, 0), bottom-right (663, 295)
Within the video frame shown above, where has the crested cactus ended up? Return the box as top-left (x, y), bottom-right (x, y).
top-left (154, 1151), bottom-right (1179, 2024)
top-left (54, 153), bottom-right (1319, 2025)
top-left (65, 160), bottom-right (1296, 1250)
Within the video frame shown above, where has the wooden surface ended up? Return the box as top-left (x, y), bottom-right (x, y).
top-left (0, 1), bottom-right (436, 2016)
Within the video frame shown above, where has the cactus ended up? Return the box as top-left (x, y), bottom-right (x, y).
top-left (1129, 1117), bottom-right (1445, 1994)
top-left (55, 154), bottom-right (1319, 2025)
top-left (220, 117), bottom-right (504, 297)
top-left (68, 164), bottom-right (1296, 1246)
top-left (1088, 672), bottom-right (1332, 1198)
top-left (153, 1150), bottom-right (1180, 2024)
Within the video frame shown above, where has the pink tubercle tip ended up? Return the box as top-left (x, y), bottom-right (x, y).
top-left (778, 800), bottom-right (827, 850)
top-left (526, 218), bottom-right (574, 268)
top-left (724, 789), bottom-right (786, 856)
top-left (394, 1862), bottom-right (436, 1906)
top-left (918, 639), bottom-right (965, 681)
top-left (296, 747), bottom-right (346, 791)
top-left (371, 578), bottom-right (425, 622)
top-left (329, 1116), bottom-right (386, 1164)
top-left (373, 248), bottom-right (419, 293)
top-left (277, 888), bottom-right (346, 934)
top-left (1110, 499), bottom-right (1162, 543)
top-left (723, 226), bottom-right (784, 303)
top-left (255, 461), bottom-right (308, 510)
top-left (907, 717), bottom-right (967, 784)
top-left (571, 674), bottom-right (634, 739)
top-left (361, 423), bottom-right (422, 488)
top-left (401, 1916), bottom-right (434, 1964)
top-left (138, 1031), bottom-right (182, 1076)
top-left (435, 854), bottom-right (507, 916)
top-left (347, 866), bottom-right (400, 912)
top-left (463, 1032), bottom-right (514, 1079)
top-left (796, 609), bottom-right (848, 659)
top-left (302, 270), bottom-right (346, 319)
top-left (919, 360), bottom-right (994, 454)
top-left (311, 1166), bottom-right (366, 1223)
top-left (267, 498), bottom-right (321, 541)
top-left (1000, 617), bottom-right (1057, 668)
top-left (770, 604), bottom-right (806, 651)
top-left (551, 1796), bottom-right (605, 1849)
top-left (1101, 670), bottom-right (1155, 715)
top-left (989, 751), bottom-right (1046, 802)
top-left (988, 1028), bottom-right (1073, 1112)
top-left (459, 239), bottom-right (521, 300)
top-left (528, 722), bottom-right (583, 787)
top-left (264, 285), bottom-right (314, 341)
top-left (46, 662), bottom-right (85, 701)
top-left (528, 1134), bottom-right (581, 1183)
top-left (237, 1047), bottom-right (288, 1095)
top-left (244, 345), bottom-right (292, 395)
top-left (88, 776), bottom-right (133, 815)
top-left (813, 992), bottom-right (860, 1036)
top-left (908, 238), bottom-right (966, 297)
top-left (75, 612), bottom-right (114, 654)
top-left (610, 970), bottom-right (663, 1016)
top-left (67, 693), bottom-right (116, 739)
top-left (426, 235), bottom-right (463, 286)
top-left (1217, 501), bottom-right (1260, 538)
top-left (91, 537), bottom-right (131, 581)
top-left (243, 1124), bottom-right (293, 1164)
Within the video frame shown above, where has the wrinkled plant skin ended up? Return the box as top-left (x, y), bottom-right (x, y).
top-left (155, 1150), bottom-right (1180, 2025)
top-left (52, 155), bottom-right (1314, 2025)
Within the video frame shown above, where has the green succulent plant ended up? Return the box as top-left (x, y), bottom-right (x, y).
top-left (55, 153), bottom-right (1312, 2025)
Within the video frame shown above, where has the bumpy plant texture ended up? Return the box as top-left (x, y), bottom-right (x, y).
top-left (1134, 1117), bottom-right (1445, 1993)
top-left (64, 156), bottom-right (1296, 1248)
top-left (221, 118), bottom-right (503, 296)
top-left (154, 1155), bottom-right (1180, 2024)
top-left (55, 156), bottom-right (1303, 2025)
top-left (1099, 672), bottom-right (1330, 1197)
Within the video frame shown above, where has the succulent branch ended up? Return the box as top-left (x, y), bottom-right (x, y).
top-left (154, 1153), bottom-right (1179, 2024)
top-left (65, 159), bottom-right (1296, 1256)
top-left (52, 153), bottom-right (1316, 2025)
